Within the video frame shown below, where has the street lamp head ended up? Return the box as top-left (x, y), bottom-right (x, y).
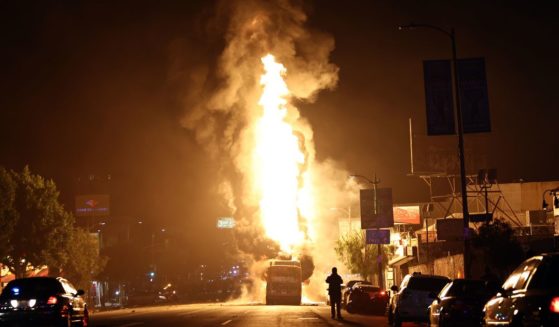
top-left (398, 23), bottom-right (417, 31)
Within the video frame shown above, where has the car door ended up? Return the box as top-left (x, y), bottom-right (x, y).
top-left (430, 282), bottom-right (452, 327)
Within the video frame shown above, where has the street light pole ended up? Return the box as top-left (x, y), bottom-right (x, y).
top-left (399, 23), bottom-right (471, 278)
top-left (350, 174), bottom-right (385, 288)
top-left (542, 188), bottom-right (559, 210)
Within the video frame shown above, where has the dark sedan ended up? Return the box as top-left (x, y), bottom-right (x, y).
top-left (342, 280), bottom-right (371, 307)
top-left (0, 277), bottom-right (88, 327)
top-left (346, 284), bottom-right (389, 315)
top-left (483, 252), bottom-right (559, 326)
top-left (428, 279), bottom-right (497, 327)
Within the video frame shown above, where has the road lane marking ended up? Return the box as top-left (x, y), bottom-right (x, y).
top-left (221, 319), bottom-right (233, 325)
top-left (119, 323), bottom-right (144, 327)
top-left (178, 309), bottom-right (207, 316)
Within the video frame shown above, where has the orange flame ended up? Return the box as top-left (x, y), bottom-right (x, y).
top-left (253, 54), bottom-right (312, 254)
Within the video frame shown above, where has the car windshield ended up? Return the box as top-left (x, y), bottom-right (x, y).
top-left (503, 258), bottom-right (540, 291)
top-left (0, 278), bottom-right (64, 299)
top-left (347, 280), bottom-right (368, 288)
top-left (528, 256), bottom-right (559, 291)
top-left (407, 277), bottom-right (449, 292)
top-left (444, 280), bottom-right (487, 297)
top-left (359, 286), bottom-right (380, 292)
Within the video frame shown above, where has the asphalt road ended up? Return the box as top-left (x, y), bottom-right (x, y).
top-left (89, 303), bottom-right (403, 327)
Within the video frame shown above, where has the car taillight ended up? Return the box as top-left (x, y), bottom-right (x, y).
top-left (550, 297), bottom-right (559, 313)
top-left (379, 291), bottom-right (386, 296)
top-left (47, 296), bottom-right (58, 305)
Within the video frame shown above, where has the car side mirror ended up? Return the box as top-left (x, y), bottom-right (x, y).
top-left (390, 285), bottom-right (399, 292)
top-left (76, 289), bottom-right (85, 296)
top-left (495, 287), bottom-right (508, 297)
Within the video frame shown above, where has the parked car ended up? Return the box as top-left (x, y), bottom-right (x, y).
top-left (483, 253), bottom-right (559, 326)
top-left (342, 280), bottom-right (371, 307)
top-left (387, 272), bottom-right (450, 327)
top-left (346, 283), bottom-right (389, 315)
top-left (0, 276), bottom-right (89, 327)
top-left (429, 279), bottom-right (498, 327)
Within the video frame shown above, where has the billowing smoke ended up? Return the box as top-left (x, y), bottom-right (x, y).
top-left (174, 0), bottom-right (358, 302)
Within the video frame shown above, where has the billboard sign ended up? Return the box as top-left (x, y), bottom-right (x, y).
top-left (436, 218), bottom-right (464, 241)
top-left (360, 188), bottom-right (394, 229)
top-left (470, 212), bottom-right (493, 223)
top-left (75, 194), bottom-right (110, 217)
top-left (217, 217), bottom-right (236, 229)
top-left (423, 60), bottom-right (455, 135)
top-left (366, 229), bottom-right (390, 244)
top-left (526, 210), bottom-right (547, 225)
top-left (393, 205), bottom-right (421, 224)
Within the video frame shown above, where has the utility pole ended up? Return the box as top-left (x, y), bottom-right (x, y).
top-left (398, 24), bottom-right (471, 278)
top-left (371, 174), bottom-right (384, 289)
top-left (351, 173), bottom-right (385, 288)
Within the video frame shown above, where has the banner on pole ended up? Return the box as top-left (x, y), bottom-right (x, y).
top-left (360, 188), bottom-right (394, 229)
top-left (423, 60), bottom-right (455, 135)
top-left (457, 58), bottom-right (491, 133)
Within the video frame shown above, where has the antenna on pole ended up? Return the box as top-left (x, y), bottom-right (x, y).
top-left (409, 118), bottom-right (414, 175)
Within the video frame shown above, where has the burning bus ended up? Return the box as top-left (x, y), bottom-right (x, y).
top-left (265, 260), bottom-right (302, 305)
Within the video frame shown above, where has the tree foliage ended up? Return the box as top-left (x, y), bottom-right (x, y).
top-left (63, 228), bottom-right (107, 290)
top-left (0, 166), bottom-right (74, 277)
top-left (0, 167), bottom-right (17, 260)
top-left (334, 230), bottom-right (393, 282)
top-left (471, 218), bottom-right (523, 278)
top-left (0, 166), bottom-right (106, 286)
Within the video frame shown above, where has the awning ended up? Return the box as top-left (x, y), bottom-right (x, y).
top-left (388, 256), bottom-right (416, 267)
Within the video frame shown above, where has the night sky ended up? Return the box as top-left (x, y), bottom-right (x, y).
top-left (1, 0), bottom-right (558, 258)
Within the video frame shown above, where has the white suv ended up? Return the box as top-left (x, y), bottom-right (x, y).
top-left (387, 272), bottom-right (450, 327)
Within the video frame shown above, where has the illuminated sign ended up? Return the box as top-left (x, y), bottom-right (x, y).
top-left (366, 229), bottom-right (390, 244)
top-left (75, 194), bottom-right (110, 217)
top-left (393, 205), bottom-right (421, 225)
top-left (217, 217), bottom-right (236, 229)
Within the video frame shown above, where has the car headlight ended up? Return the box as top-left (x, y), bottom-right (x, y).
top-left (10, 300), bottom-right (18, 308)
top-left (29, 299), bottom-right (36, 308)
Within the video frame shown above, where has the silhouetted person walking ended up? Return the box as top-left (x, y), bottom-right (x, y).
top-left (326, 267), bottom-right (343, 319)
